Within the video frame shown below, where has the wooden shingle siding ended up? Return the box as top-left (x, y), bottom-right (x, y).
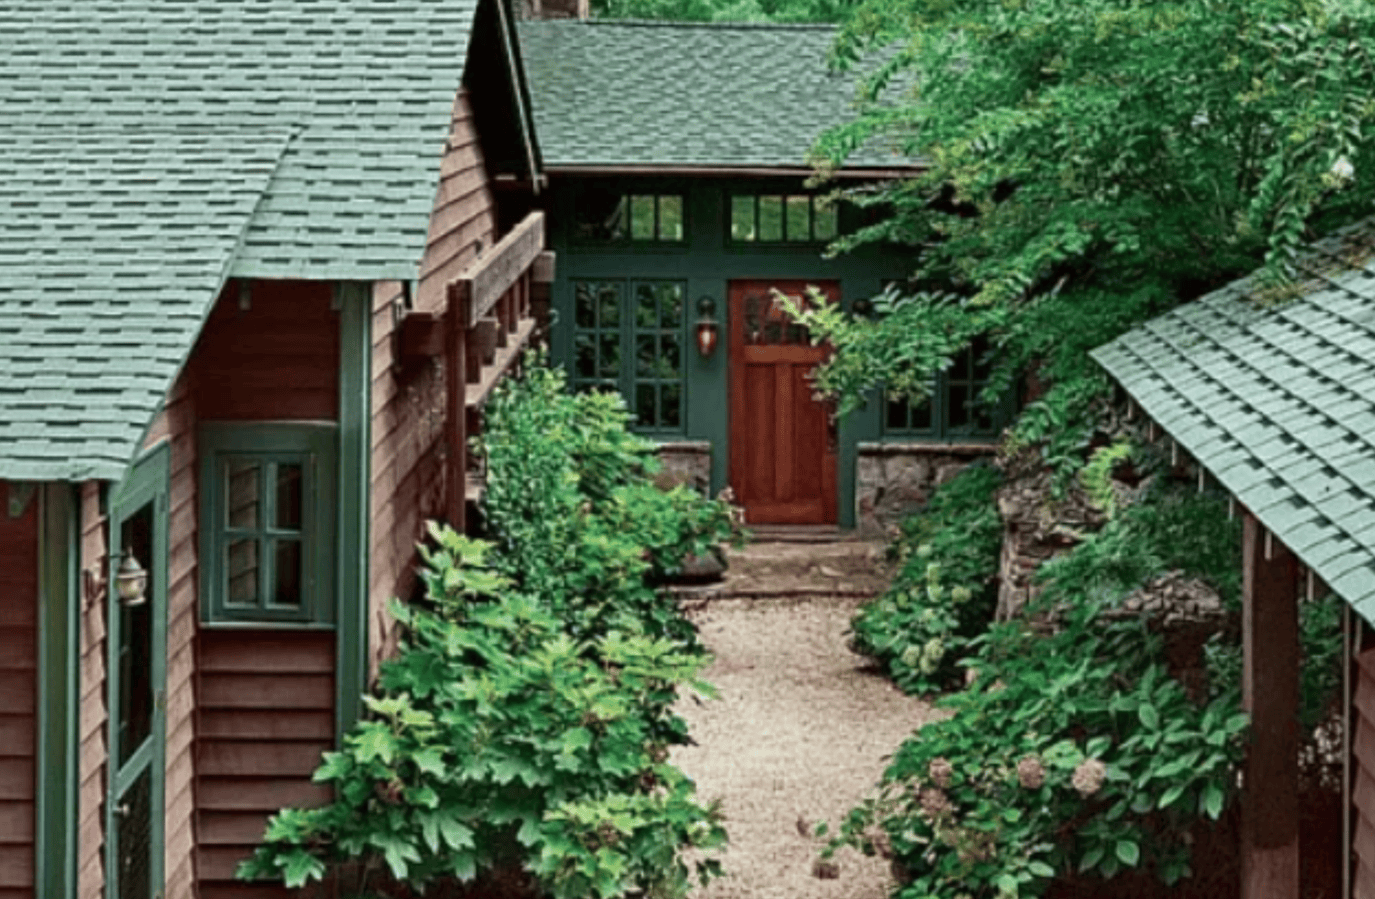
top-left (195, 630), bottom-right (335, 897)
top-left (368, 88), bottom-right (497, 680)
top-left (0, 484), bottom-right (37, 899)
top-left (145, 375), bottom-right (200, 899)
top-left (76, 482), bottom-right (106, 899)
top-left (1355, 646), bottom-right (1375, 899)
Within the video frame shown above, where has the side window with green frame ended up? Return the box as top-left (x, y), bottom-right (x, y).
top-left (200, 423), bottom-right (337, 625)
top-left (884, 337), bottom-right (1009, 440)
top-left (571, 278), bottom-right (685, 433)
top-left (573, 183), bottom-right (685, 243)
top-left (729, 192), bottom-right (838, 244)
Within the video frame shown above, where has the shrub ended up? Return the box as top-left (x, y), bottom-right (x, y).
top-left (848, 462), bottom-right (1003, 694)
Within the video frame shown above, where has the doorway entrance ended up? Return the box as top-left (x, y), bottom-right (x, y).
top-left (105, 443), bottom-right (169, 899)
top-left (728, 279), bottom-right (838, 525)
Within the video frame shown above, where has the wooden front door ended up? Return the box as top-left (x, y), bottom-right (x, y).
top-left (728, 280), bottom-right (838, 525)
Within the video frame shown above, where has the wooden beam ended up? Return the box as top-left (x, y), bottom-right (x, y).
top-left (444, 281), bottom-right (469, 532)
top-left (458, 211), bottom-right (545, 328)
top-left (466, 317), bottom-right (537, 411)
top-left (1241, 513), bottom-right (1300, 899)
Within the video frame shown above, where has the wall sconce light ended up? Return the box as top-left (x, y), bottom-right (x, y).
top-left (114, 552), bottom-right (149, 607)
top-left (696, 296), bottom-right (719, 358)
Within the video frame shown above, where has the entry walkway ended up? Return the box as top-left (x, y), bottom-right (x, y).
top-left (672, 541), bottom-right (937, 899)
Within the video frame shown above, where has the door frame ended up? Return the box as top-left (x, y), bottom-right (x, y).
top-left (104, 441), bottom-right (169, 899)
top-left (726, 279), bottom-right (839, 525)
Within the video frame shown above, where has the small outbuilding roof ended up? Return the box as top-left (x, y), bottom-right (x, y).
top-left (1092, 220), bottom-right (1375, 623)
top-left (517, 19), bottom-right (909, 173)
top-left (0, 0), bottom-right (484, 481)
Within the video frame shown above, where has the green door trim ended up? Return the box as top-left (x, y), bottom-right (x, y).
top-left (36, 483), bottom-right (77, 899)
top-left (335, 281), bottom-right (372, 740)
top-left (105, 441), bottom-right (170, 899)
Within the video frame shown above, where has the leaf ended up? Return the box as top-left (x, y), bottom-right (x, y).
top-left (281, 849), bottom-right (326, 888)
top-left (1137, 702), bottom-right (1160, 730)
top-left (1028, 860), bottom-right (1056, 878)
top-left (1079, 846), bottom-right (1105, 874)
top-left (1115, 839), bottom-right (1140, 867)
top-left (1203, 783), bottom-right (1225, 819)
top-left (1157, 784), bottom-right (1185, 810)
top-left (441, 816), bottom-right (477, 851)
top-left (413, 747), bottom-right (446, 778)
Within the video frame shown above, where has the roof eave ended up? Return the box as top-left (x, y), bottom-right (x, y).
top-left (542, 163), bottom-right (924, 179)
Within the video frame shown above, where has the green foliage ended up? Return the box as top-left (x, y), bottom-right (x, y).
top-left (240, 362), bottom-right (737, 898)
top-left (849, 462), bottom-right (1002, 693)
top-left (831, 590), bottom-right (1248, 899)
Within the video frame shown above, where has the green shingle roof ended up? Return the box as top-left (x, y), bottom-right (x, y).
top-left (1092, 220), bottom-right (1375, 623)
top-left (1, 1), bottom-right (482, 481)
top-left (517, 19), bottom-right (905, 171)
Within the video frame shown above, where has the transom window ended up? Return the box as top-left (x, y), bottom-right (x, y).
top-left (885, 338), bottom-right (1007, 440)
top-left (200, 424), bottom-right (336, 625)
top-left (573, 185), bottom-right (685, 243)
top-left (572, 279), bottom-right (685, 432)
top-left (730, 193), bottom-right (838, 244)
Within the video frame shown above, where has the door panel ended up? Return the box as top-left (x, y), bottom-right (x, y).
top-left (728, 280), bottom-right (838, 525)
top-left (107, 444), bottom-right (168, 899)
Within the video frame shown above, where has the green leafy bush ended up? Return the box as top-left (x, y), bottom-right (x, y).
top-left (849, 462), bottom-right (1003, 694)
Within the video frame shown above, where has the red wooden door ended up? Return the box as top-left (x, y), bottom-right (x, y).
top-left (728, 280), bottom-right (838, 524)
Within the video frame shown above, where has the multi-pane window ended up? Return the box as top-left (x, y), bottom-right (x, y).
top-left (885, 338), bottom-right (1006, 439)
top-left (200, 424), bottom-right (335, 624)
top-left (572, 279), bottom-right (685, 432)
top-left (729, 193), bottom-right (838, 244)
top-left (573, 184), bottom-right (685, 243)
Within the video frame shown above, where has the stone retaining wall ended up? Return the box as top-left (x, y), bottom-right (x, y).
top-left (654, 440), bottom-right (713, 493)
top-left (855, 442), bottom-right (996, 536)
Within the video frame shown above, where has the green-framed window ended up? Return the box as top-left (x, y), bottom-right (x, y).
top-left (884, 338), bottom-right (1009, 440)
top-left (572, 184), bottom-right (685, 243)
top-left (572, 278), bottom-right (685, 433)
top-left (199, 423), bottom-right (337, 625)
top-left (729, 193), bottom-right (838, 244)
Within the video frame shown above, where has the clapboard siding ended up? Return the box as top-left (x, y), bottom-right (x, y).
top-left (195, 630), bottom-right (335, 896)
top-left (191, 281), bottom-right (340, 422)
top-left (145, 372), bottom-right (200, 899)
top-left (1354, 646), bottom-right (1375, 899)
top-left (368, 88), bottom-right (498, 681)
top-left (0, 485), bottom-right (37, 899)
top-left (77, 482), bottom-right (106, 899)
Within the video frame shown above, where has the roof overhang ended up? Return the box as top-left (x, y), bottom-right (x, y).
top-left (543, 164), bottom-right (923, 180)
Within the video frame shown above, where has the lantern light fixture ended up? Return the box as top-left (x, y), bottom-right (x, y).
top-left (695, 296), bottom-right (719, 358)
top-left (115, 551), bottom-right (149, 607)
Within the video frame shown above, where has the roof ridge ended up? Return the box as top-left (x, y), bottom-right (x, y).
top-left (519, 17), bottom-right (838, 30)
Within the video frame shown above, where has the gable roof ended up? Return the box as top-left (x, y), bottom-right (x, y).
top-left (517, 19), bottom-right (907, 173)
top-left (1092, 220), bottom-right (1375, 623)
top-left (0, 0), bottom-right (483, 482)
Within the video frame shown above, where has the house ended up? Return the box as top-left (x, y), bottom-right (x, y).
top-left (517, 18), bottom-right (1009, 532)
top-left (1092, 219), bottom-right (1375, 899)
top-left (0, 0), bottom-right (549, 896)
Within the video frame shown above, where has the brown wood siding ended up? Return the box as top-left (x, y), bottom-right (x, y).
top-left (1354, 646), bottom-right (1375, 899)
top-left (76, 482), bottom-right (106, 899)
top-left (195, 630), bottom-right (334, 898)
top-left (0, 484), bottom-right (37, 899)
top-left (146, 374), bottom-right (200, 899)
top-left (368, 88), bottom-right (497, 680)
top-left (191, 281), bottom-right (340, 422)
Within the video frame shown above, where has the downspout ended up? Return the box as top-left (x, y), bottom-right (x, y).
top-left (1345, 604), bottom-right (1355, 899)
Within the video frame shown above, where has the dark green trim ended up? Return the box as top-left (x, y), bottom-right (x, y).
top-left (198, 424), bottom-right (339, 626)
top-left (36, 483), bottom-right (77, 899)
top-left (335, 281), bottom-right (372, 739)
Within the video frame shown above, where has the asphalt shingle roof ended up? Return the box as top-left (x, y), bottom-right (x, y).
top-left (1, 1), bottom-right (481, 481)
top-left (1092, 220), bottom-right (1375, 623)
top-left (517, 19), bottom-right (904, 171)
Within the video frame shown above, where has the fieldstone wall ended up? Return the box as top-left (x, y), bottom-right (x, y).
top-left (653, 440), bottom-right (713, 494)
top-left (855, 442), bottom-right (996, 537)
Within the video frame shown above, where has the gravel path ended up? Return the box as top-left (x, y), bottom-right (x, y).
top-left (673, 595), bottom-right (938, 899)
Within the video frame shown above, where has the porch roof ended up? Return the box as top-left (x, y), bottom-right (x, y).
top-left (1092, 219), bottom-right (1375, 624)
top-left (516, 19), bottom-right (911, 172)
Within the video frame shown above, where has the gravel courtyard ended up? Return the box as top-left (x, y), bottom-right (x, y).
top-left (672, 593), bottom-right (938, 899)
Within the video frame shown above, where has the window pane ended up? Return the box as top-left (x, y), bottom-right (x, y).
top-left (758, 196), bottom-right (783, 241)
top-left (630, 195), bottom-right (656, 240)
top-left (575, 282), bottom-right (596, 328)
top-left (658, 195), bottom-right (684, 240)
top-left (574, 333), bottom-right (596, 378)
top-left (227, 538), bottom-right (259, 605)
top-left (661, 333), bottom-right (681, 376)
top-left (814, 198), bottom-right (838, 241)
top-left (786, 195), bottom-right (811, 241)
top-left (886, 398), bottom-right (908, 430)
top-left (636, 334), bottom-right (656, 377)
top-left (948, 384), bottom-right (971, 429)
top-left (599, 334), bottom-right (619, 377)
top-left (731, 196), bottom-right (755, 241)
top-left (635, 384), bottom-right (657, 427)
top-left (657, 283), bottom-right (683, 328)
top-left (226, 461), bottom-right (259, 529)
top-left (661, 384), bottom-right (681, 429)
top-left (598, 284), bottom-right (619, 327)
top-left (274, 463), bottom-right (303, 531)
top-left (272, 539), bottom-right (303, 608)
top-left (575, 186), bottom-right (627, 241)
top-left (635, 283), bottom-right (657, 328)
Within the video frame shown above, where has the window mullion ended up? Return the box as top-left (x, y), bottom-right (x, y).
top-left (259, 464), bottom-right (274, 612)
